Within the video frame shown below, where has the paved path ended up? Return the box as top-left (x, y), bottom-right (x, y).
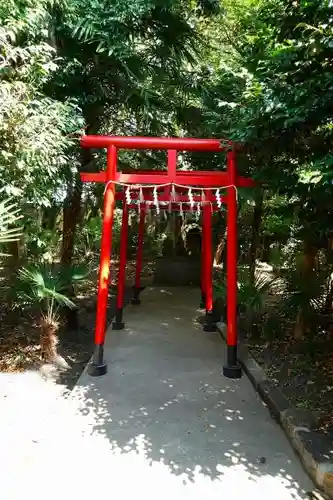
top-left (1, 286), bottom-right (313, 499)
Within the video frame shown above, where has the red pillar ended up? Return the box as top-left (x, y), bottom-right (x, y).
top-left (200, 212), bottom-right (206, 308)
top-left (132, 206), bottom-right (145, 305)
top-left (223, 149), bottom-right (242, 379)
top-left (89, 145), bottom-right (117, 376)
top-left (112, 201), bottom-right (129, 329)
top-left (202, 203), bottom-right (217, 332)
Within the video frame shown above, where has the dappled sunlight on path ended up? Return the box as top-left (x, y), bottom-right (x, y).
top-left (1, 287), bottom-right (313, 499)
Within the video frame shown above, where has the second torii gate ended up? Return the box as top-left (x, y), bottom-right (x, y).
top-left (80, 135), bottom-right (255, 380)
top-left (113, 187), bottom-right (224, 314)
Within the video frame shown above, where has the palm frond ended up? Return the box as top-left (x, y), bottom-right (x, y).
top-left (17, 265), bottom-right (76, 310)
top-left (214, 268), bottom-right (276, 314)
top-left (0, 193), bottom-right (22, 245)
top-left (280, 268), bottom-right (327, 316)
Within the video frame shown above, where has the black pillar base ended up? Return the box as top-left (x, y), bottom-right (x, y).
top-left (112, 321), bottom-right (125, 330)
top-left (223, 345), bottom-right (242, 379)
top-left (112, 307), bottom-right (125, 330)
top-left (203, 311), bottom-right (217, 332)
top-left (88, 345), bottom-right (107, 377)
top-left (131, 285), bottom-right (144, 305)
top-left (88, 362), bottom-right (107, 376)
top-left (223, 364), bottom-right (242, 379)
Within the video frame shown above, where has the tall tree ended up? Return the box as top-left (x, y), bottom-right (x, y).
top-left (42, 0), bottom-right (221, 268)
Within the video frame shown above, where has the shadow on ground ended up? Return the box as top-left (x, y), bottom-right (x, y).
top-left (63, 287), bottom-right (313, 499)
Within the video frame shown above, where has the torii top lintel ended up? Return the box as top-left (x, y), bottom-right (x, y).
top-left (80, 134), bottom-right (254, 189)
top-left (80, 135), bottom-right (235, 152)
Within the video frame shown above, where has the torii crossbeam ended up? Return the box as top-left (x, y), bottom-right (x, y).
top-left (80, 135), bottom-right (255, 380)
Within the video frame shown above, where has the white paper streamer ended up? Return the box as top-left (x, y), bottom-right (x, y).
top-left (215, 188), bottom-right (222, 208)
top-left (153, 186), bottom-right (158, 207)
top-left (196, 202), bottom-right (201, 220)
top-left (153, 187), bottom-right (160, 215)
top-left (125, 186), bottom-right (131, 205)
top-left (188, 188), bottom-right (195, 209)
top-left (171, 184), bottom-right (176, 202)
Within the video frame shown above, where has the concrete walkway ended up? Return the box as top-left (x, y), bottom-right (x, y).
top-left (5, 286), bottom-right (313, 500)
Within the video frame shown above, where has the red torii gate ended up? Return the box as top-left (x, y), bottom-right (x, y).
top-left (80, 135), bottom-right (255, 380)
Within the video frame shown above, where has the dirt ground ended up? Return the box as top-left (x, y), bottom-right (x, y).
top-left (0, 260), bottom-right (154, 388)
top-left (247, 333), bottom-right (333, 429)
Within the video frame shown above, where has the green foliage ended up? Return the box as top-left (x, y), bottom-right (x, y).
top-left (238, 269), bottom-right (276, 314)
top-left (75, 215), bottom-right (103, 257)
top-left (279, 267), bottom-right (328, 322)
top-left (214, 268), bottom-right (276, 314)
top-left (16, 263), bottom-right (89, 318)
top-left (50, 0), bottom-right (209, 132)
top-left (1, 0), bottom-right (333, 352)
top-left (18, 265), bottom-right (75, 309)
top-left (0, 192), bottom-right (22, 247)
top-left (0, 0), bottom-right (84, 215)
top-left (26, 228), bottom-right (61, 263)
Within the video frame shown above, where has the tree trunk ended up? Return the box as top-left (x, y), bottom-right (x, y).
top-left (249, 191), bottom-right (263, 283)
top-left (214, 229), bottom-right (227, 265)
top-left (262, 236), bottom-right (271, 262)
top-left (61, 172), bottom-right (83, 267)
top-left (60, 147), bottom-right (93, 329)
top-left (60, 103), bottom-right (100, 268)
top-left (293, 309), bottom-right (305, 340)
top-left (303, 242), bottom-right (317, 273)
top-left (40, 317), bottom-right (69, 369)
top-left (61, 175), bottom-right (82, 330)
top-left (40, 318), bottom-right (59, 361)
